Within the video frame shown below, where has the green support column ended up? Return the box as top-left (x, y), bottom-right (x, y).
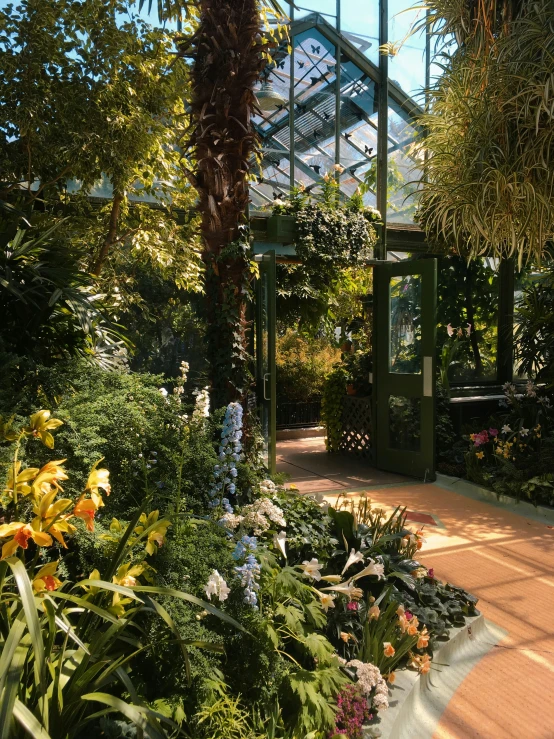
top-left (376, 0), bottom-right (388, 260)
top-left (497, 258), bottom-right (515, 383)
top-left (289, 4), bottom-right (295, 191)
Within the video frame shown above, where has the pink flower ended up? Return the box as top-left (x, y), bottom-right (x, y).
top-left (346, 601), bottom-right (359, 611)
top-left (405, 610), bottom-right (413, 620)
top-left (428, 568), bottom-right (434, 578)
top-left (446, 323), bottom-right (454, 337)
top-left (489, 428), bottom-right (499, 437)
top-left (466, 323), bottom-right (472, 336)
top-left (473, 430), bottom-right (489, 447)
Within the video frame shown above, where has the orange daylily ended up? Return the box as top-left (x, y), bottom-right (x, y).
top-left (383, 642), bottom-right (396, 658)
top-left (409, 652), bottom-right (432, 674)
top-left (368, 604), bottom-right (380, 620)
top-left (417, 627), bottom-right (430, 649)
top-left (0, 522), bottom-right (53, 559)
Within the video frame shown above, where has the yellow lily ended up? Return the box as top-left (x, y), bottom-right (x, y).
top-left (31, 460), bottom-right (68, 500)
top-left (113, 563), bottom-right (145, 588)
top-left (86, 460), bottom-right (111, 505)
top-left (32, 561), bottom-right (62, 593)
top-left (4, 461), bottom-right (39, 499)
top-left (33, 489), bottom-right (75, 547)
top-left (25, 410), bottom-right (64, 449)
top-left (133, 511), bottom-right (171, 555)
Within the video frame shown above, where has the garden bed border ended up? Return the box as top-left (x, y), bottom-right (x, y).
top-left (366, 614), bottom-right (507, 738)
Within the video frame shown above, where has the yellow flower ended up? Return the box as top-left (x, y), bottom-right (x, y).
top-left (135, 512), bottom-right (171, 555)
top-left (113, 563), bottom-right (144, 588)
top-left (24, 410), bottom-right (63, 449)
top-left (33, 561), bottom-right (62, 593)
top-left (476, 451), bottom-right (485, 460)
top-left (4, 461), bottom-right (39, 499)
top-left (383, 642), bottom-right (395, 657)
top-left (33, 489), bottom-right (75, 547)
top-left (31, 460), bottom-right (68, 500)
top-left (86, 460), bottom-right (111, 508)
top-left (0, 522), bottom-right (52, 559)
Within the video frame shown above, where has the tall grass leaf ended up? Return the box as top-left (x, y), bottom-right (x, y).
top-left (81, 693), bottom-right (165, 739)
top-left (13, 698), bottom-right (52, 739)
top-left (0, 645), bottom-right (28, 739)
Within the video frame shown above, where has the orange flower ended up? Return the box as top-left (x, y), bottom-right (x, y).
top-left (396, 604), bottom-right (405, 617)
top-left (408, 622), bottom-right (418, 636)
top-left (368, 604), bottom-right (380, 620)
top-left (340, 632), bottom-right (353, 643)
top-left (387, 672), bottom-right (396, 684)
top-left (73, 496), bottom-right (98, 532)
top-left (398, 614), bottom-right (409, 633)
top-left (417, 628), bottom-right (430, 649)
top-left (383, 642), bottom-right (395, 657)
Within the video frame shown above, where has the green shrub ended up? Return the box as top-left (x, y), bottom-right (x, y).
top-left (276, 331), bottom-right (340, 403)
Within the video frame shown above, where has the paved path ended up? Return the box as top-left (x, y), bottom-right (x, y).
top-left (278, 439), bottom-right (554, 739)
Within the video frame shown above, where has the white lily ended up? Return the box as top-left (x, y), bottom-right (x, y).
top-left (300, 558), bottom-right (323, 581)
top-left (320, 580), bottom-right (364, 601)
top-left (273, 530), bottom-right (287, 559)
top-left (341, 548), bottom-right (364, 575)
top-left (317, 591), bottom-right (336, 612)
top-left (351, 558), bottom-right (385, 582)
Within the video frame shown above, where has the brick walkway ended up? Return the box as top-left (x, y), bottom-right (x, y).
top-left (278, 439), bottom-right (554, 739)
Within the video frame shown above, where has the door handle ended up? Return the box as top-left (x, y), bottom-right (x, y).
top-left (263, 373), bottom-right (271, 401)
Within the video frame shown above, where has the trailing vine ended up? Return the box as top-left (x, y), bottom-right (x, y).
top-left (321, 366), bottom-right (348, 453)
top-left (272, 176), bottom-right (380, 327)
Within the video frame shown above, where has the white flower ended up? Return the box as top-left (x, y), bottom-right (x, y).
top-left (351, 558), bottom-right (385, 581)
top-left (519, 427), bottom-right (530, 437)
top-left (501, 424), bottom-right (512, 434)
top-left (273, 530), bottom-right (287, 558)
top-left (159, 388), bottom-right (168, 398)
top-left (341, 549), bottom-right (364, 575)
top-left (204, 570), bottom-right (230, 602)
top-left (526, 381), bottom-right (537, 398)
top-left (320, 581), bottom-right (364, 600)
top-left (300, 558), bottom-right (323, 581)
top-left (192, 387), bottom-right (210, 422)
top-left (317, 592), bottom-right (335, 612)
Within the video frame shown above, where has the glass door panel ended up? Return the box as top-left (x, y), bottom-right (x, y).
top-left (255, 251), bottom-right (277, 474)
top-left (373, 258), bottom-right (437, 479)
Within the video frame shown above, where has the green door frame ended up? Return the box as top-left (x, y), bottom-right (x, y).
top-left (255, 251), bottom-right (277, 475)
top-left (373, 258), bottom-right (437, 480)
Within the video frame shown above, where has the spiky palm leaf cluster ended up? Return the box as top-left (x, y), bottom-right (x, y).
top-left (413, 0), bottom-right (554, 266)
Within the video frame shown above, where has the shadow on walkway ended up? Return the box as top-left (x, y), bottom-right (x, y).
top-left (276, 436), bottom-right (409, 494)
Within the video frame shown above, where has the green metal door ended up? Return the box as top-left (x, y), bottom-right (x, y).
top-left (255, 251), bottom-right (277, 475)
top-left (373, 259), bottom-right (437, 480)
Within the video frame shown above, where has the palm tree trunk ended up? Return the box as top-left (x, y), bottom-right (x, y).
top-left (187, 0), bottom-right (269, 409)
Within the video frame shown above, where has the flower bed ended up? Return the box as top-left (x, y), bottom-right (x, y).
top-left (0, 372), bottom-right (479, 738)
